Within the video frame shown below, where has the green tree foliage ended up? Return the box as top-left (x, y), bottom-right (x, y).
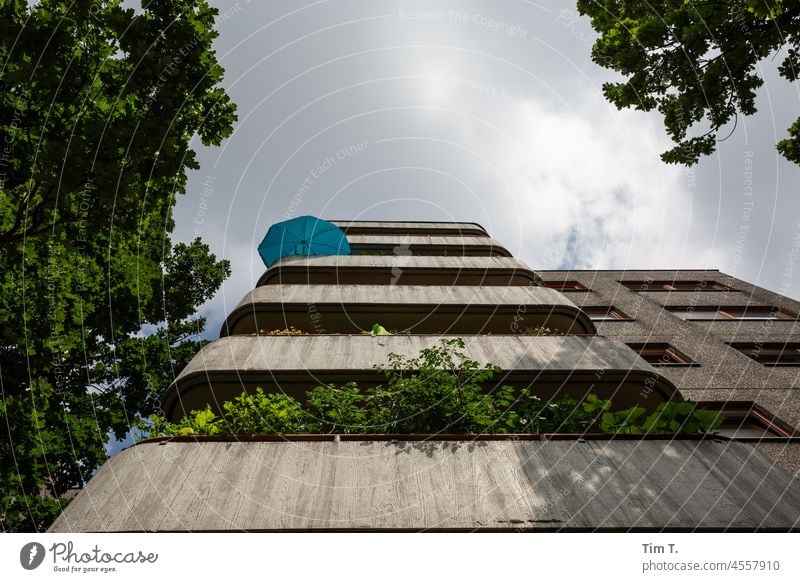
top-left (577, 1), bottom-right (800, 165)
top-left (142, 340), bottom-right (723, 438)
top-left (600, 406), bottom-right (647, 435)
top-left (306, 384), bottom-right (368, 433)
top-left (0, 0), bottom-right (235, 531)
top-left (223, 389), bottom-right (311, 435)
top-left (367, 339), bottom-right (508, 433)
top-left (513, 392), bottom-right (612, 433)
top-left (642, 401), bottom-right (724, 434)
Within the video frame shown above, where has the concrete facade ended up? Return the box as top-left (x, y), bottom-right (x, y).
top-left (221, 285), bottom-right (597, 336)
top-left (540, 269), bottom-right (800, 428)
top-left (50, 220), bottom-right (800, 532)
top-left (161, 335), bottom-right (677, 420)
top-left (48, 439), bottom-right (800, 532)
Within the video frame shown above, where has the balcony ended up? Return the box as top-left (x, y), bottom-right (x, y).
top-left (48, 439), bottom-right (800, 532)
top-left (222, 285), bottom-right (596, 336)
top-left (257, 256), bottom-right (543, 286)
top-left (347, 235), bottom-right (512, 257)
top-left (160, 335), bottom-right (677, 421)
top-left (332, 220), bottom-right (488, 237)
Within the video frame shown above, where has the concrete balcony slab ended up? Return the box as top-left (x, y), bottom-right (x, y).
top-left (257, 255), bottom-right (542, 286)
top-left (161, 335), bottom-right (676, 421)
top-left (222, 284), bottom-right (596, 336)
top-left (49, 439), bottom-right (800, 532)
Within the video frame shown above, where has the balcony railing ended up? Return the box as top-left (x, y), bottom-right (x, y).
top-left (160, 335), bottom-right (677, 422)
top-left (257, 256), bottom-right (543, 287)
top-left (223, 284), bottom-right (595, 336)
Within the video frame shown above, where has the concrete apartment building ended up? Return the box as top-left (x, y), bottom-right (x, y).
top-left (51, 220), bottom-right (800, 532)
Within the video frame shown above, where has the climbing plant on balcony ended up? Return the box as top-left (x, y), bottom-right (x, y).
top-left (140, 339), bottom-right (723, 438)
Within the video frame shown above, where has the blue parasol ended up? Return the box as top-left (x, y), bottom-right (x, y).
top-left (258, 215), bottom-right (351, 268)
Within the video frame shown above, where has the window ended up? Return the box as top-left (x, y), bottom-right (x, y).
top-left (621, 280), bottom-right (732, 291)
top-left (626, 343), bottom-right (694, 366)
top-left (728, 342), bottom-right (800, 366)
top-left (543, 280), bottom-right (588, 292)
top-left (583, 306), bottom-right (632, 321)
top-left (699, 401), bottom-right (797, 438)
top-left (667, 306), bottom-right (796, 321)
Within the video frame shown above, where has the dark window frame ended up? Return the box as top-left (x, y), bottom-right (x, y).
top-left (626, 343), bottom-right (696, 366)
top-left (728, 342), bottom-right (800, 366)
top-left (543, 280), bottom-right (589, 292)
top-left (620, 280), bottom-right (733, 292)
top-left (349, 244), bottom-right (510, 258)
top-left (667, 306), bottom-right (796, 321)
top-left (583, 306), bottom-right (633, 321)
top-left (699, 400), bottom-right (797, 438)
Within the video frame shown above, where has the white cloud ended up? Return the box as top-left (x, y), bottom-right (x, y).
top-left (488, 94), bottom-right (726, 271)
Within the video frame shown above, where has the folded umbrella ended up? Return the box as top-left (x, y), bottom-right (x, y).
top-left (258, 215), bottom-right (351, 268)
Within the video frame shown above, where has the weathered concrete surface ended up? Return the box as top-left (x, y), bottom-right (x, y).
top-left (544, 269), bottom-right (800, 400)
top-left (175, 335), bottom-right (657, 378)
top-left (269, 255), bottom-right (530, 270)
top-left (756, 442), bottom-right (800, 481)
top-left (542, 268), bottom-right (800, 474)
top-left (160, 335), bottom-right (676, 420)
top-left (258, 255), bottom-right (543, 286)
top-left (49, 439), bottom-right (800, 532)
top-left (229, 284), bottom-right (579, 312)
top-left (222, 284), bottom-right (596, 336)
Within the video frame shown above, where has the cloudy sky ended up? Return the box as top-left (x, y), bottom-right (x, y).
top-left (174, 0), bottom-right (800, 336)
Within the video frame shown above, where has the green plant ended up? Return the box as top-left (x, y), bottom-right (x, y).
top-left (306, 383), bottom-right (368, 433)
top-left (140, 389), bottom-right (311, 436)
top-left (643, 401), bottom-right (724, 434)
top-left (0, 379), bottom-right (88, 531)
top-left (182, 408), bottom-right (222, 436)
top-left (601, 407), bottom-right (647, 435)
top-left (1, 0), bottom-right (236, 531)
top-left (510, 392), bottom-right (612, 433)
top-left (221, 389), bottom-right (309, 434)
top-left (142, 340), bottom-right (725, 439)
top-left (577, 1), bottom-right (800, 167)
top-left (143, 406), bottom-right (221, 437)
top-left (366, 338), bottom-right (504, 433)
top-left (583, 393), bottom-right (613, 415)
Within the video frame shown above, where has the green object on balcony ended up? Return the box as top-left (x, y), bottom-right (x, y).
top-left (371, 324), bottom-right (390, 335)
